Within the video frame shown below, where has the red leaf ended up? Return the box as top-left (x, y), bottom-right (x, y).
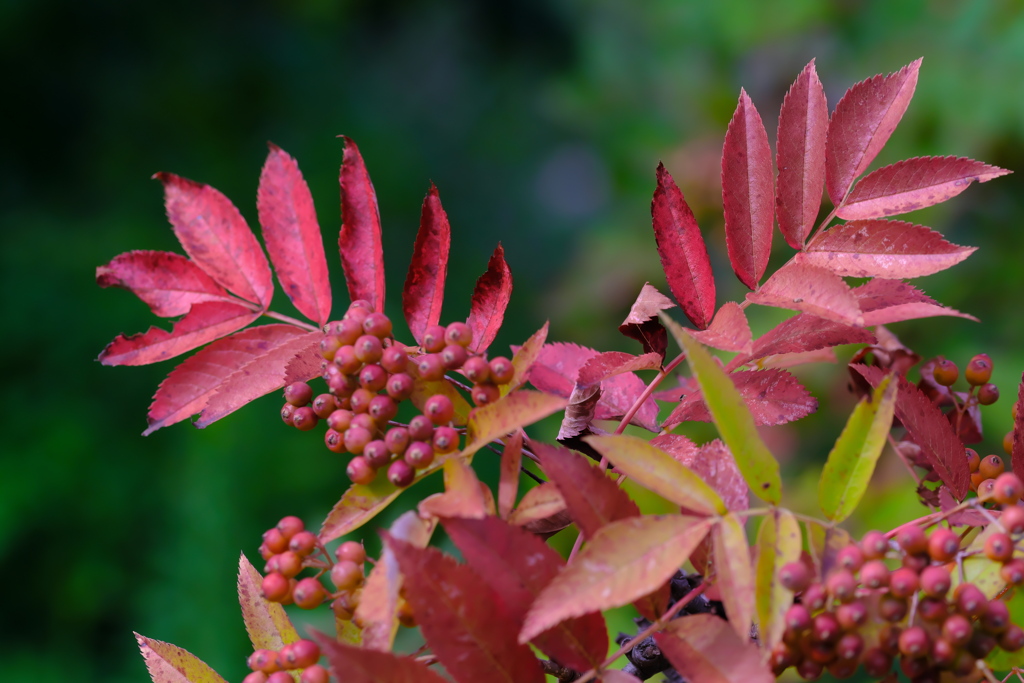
top-left (315, 633), bottom-right (449, 683)
top-left (578, 351), bottom-right (661, 386)
top-left (852, 364), bottom-right (970, 498)
top-left (746, 262), bottom-right (863, 326)
top-left (532, 440), bottom-right (639, 539)
top-left (651, 164), bottom-right (716, 328)
top-left (466, 243), bottom-right (512, 353)
top-left (338, 137), bottom-right (385, 312)
top-left (443, 516), bottom-right (608, 672)
top-left (838, 156), bottom-right (1010, 220)
top-left (730, 313), bottom-right (875, 370)
top-left (797, 220), bottom-right (975, 278)
top-left (403, 184), bottom-right (451, 345)
top-left (1014, 373), bottom-right (1024, 476)
top-left (618, 282), bottom-right (675, 357)
top-left (826, 59), bottom-right (921, 204)
top-left (498, 432), bottom-right (523, 519)
top-left (663, 368), bottom-right (817, 428)
top-left (776, 60), bottom-right (828, 249)
top-left (654, 614), bottom-right (774, 683)
top-left (282, 338), bottom-right (326, 384)
top-left (156, 173), bottom-right (273, 308)
top-left (528, 342), bottom-right (659, 431)
top-left (689, 302), bottom-right (752, 353)
top-left (722, 89), bottom-right (775, 290)
top-left (99, 301), bottom-right (260, 366)
top-left (96, 250), bottom-right (237, 318)
top-left (257, 144), bottom-right (332, 325)
top-left (145, 324), bottom-right (309, 434)
top-left (852, 279), bottom-right (977, 327)
top-left (385, 536), bottom-right (544, 683)
top-left (652, 437), bottom-right (749, 512)
top-left (194, 330), bottom-right (322, 427)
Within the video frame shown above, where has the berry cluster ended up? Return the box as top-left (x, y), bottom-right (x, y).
top-left (770, 488), bottom-right (1024, 681)
top-left (242, 639), bottom-right (327, 683)
top-left (258, 516), bottom-right (334, 610)
top-left (279, 300), bottom-right (514, 488)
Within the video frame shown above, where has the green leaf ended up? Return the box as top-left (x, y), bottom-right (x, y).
top-left (754, 509), bottom-right (801, 651)
top-left (818, 374), bottom-right (897, 522)
top-left (987, 590), bottom-right (1024, 671)
top-left (713, 513), bottom-right (754, 639)
top-left (135, 634), bottom-right (227, 683)
top-left (664, 314), bottom-right (781, 504)
top-left (237, 554), bottom-right (300, 651)
top-left (584, 434), bottom-right (726, 516)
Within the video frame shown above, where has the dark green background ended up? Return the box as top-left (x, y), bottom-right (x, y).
top-left (5, 1), bottom-right (1024, 681)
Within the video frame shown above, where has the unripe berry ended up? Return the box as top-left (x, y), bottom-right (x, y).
top-left (285, 639), bottom-right (322, 668)
top-left (836, 546), bottom-right (864, 572)
top-left (785, 603), bottom-right (812, 633)
top-left (859, 560), bottom-right (890, 589)
top-left (981, 599), bottom-right (1010, 634)
top-left (388, 459), bottom-right (415, 488)
top-left (812, 612), bottom-right (841, 643)
top-left (408, 414), bottom-right (435, 441)
top-left (289, 531), bottom-right (318, 557)
top-left (346, 455), bottom-right (376, 485)
top-left (980, 454), bottom-right (1005, 480)
top-left (385, 427), bottom-right (411, 455)
top-left (954, 582), bottom-right (988, 617)
top-left (415, 354), bottom-right (446, 381)
top-left (1001, 558), bottom-right (1024, 585)
top-left (979, 383), bottom-right (1000, 405)
top-left (1000, 624), bottom-right (1024, 651)
top-left (897, 525), bottom-right (928, 555)
top-left (354, 335), bottom-right (383, 363)
top-left (795, 659), bottom-right (823, 680)
top-left (432, 426), bottom-right (460, 453)
top-left (888, 568), bottom-right (920, 599)
top-left (381, 345), bottom-right (409, 374)
top-left (363, 440), bottom-right (391, 469)
top-left (879, 593), bottom-right (909, 622)
top-left (471, 382), bottom-right (500, 406)
top-left (966, 448), bottom-right (981, 473)
top-left (801, 583), bottom-right (827, 611)
top-left (330, 560), bottom-right (363, 591)
top-left (928, 527), bottom-right (960, 562)
top-left (995, 472), bottom-right (1023, 505)
top-left (779, 562), bottom-right (811, 592)
top-left (422, 325), bottom-right (447, 353)
top-left (335, 541), bottom-right (366, 564)
top-left (965, 354), bottom-right (993, 386)
top-left (860, 530), bottom-right (889, 559)
top-left (1003, 505), bottom-right (1024, 534)
top-left (933, 359), bottom-right (959, 386)
top-left (836, 601), bottom-right (867, 630)
top-left (386, 373), bottom-right (414, 401)
top-left (281, 403), bottom-right (296, 426)
top-left (284, 382), bottom-right (314, 407)
top-left (489, 357), bottom-right (514, 384)
top-left (275, 550), bottom-right (303, 578)
top-left (292, 406), bottom-right (319, 431)
top-left (248, 649), bottom-right (282, 673)
top-left (462, 355), bottom-right (491, 383)
top-left (899, 626), bottom-right (931, 658)
top-left (368, 395), bottom-right (398, 424)
top-left (920, 565), bottom-right (952, 597)
top-left (293, 577), bottom-right (327, 609)
top-left (358, 364), bottom-right (388, 392)
top-left (943, 614), bottom-right (973, 646)
top-left (333, 345), bottom-right (362, 374)
top-left (362, 312), bottom-right (392, 338)
top-left (440, 344), bottom-right (468, 370)
top-left (917, 596), bottom-right (949, 622)
top-left (263, 527), bottom-right (289, 554)
top-left (350, 412), bottom-right (377, 433)
top-left (825, 569), bottom-right (856, 602)
top-left (835, 632), bottom-right (863, 661)
top-left (300, 665), bottom-right (330, 683)
top-left (343, 426), bottom-right (373, 454)
top-left (424, 394), bottom-right (455, 424)
top-left (985, 532), bottom-right (1014, 562)
top-left (261, 572), bottom-right (291, 602)
top-left (243, 673), bottom-right (270, 683)
top-left (324, 429), bottom-right (345, 453)
top-left (862, 648), bottom-right (892, 677)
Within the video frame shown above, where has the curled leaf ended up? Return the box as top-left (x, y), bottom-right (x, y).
top-left (505, 321), bottom-right (549, 395)
top-left (619, 282), bottom-right (675, 356)
top-left (498, 432), bottom-right (523, 519)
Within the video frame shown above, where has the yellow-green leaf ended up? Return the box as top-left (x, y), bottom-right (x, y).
top-left (807, 522), bottom-right (850, 577)
top-left (585, 434), bottom-right (725, 516)
top-left (504, 321), bottom-right (549, 396)
top-left (237, 554), bottom-right (300, 651)
top-left (818, 374), bottom-right (897, 522)
top-left (665, 314), bottom-right (781, 504)
top-left (463, 390), bottom-right (567, 456)
top-left (410, 376), bottom-right (471, 426)
top-left (754, 509), bottom-right (801, 651)
top-left (713, 513), bottom-right (754, 639)
top-left (135, 634), bottom-right (227, 683)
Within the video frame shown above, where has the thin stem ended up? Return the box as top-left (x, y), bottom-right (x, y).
top-left (613, 351), bottom-right (688, 436)
top-left (574, 582), bottom-right (708, 683)
top-left (262, 309), bottom-right (320, 332)
top-left (886, 433), bottom-right (924, 488)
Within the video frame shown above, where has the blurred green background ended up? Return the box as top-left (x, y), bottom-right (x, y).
top-left (5, 0), bottom-right (1024, 680)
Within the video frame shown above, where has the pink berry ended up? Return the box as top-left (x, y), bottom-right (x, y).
top-left (359, 364), bottom-right (388, 392)
top-left (388, 459), bottom-right (416, 487)
top-left (489, 357), bottom-right (514, 384)
top-left (440, 344), bottom-right (468, 370)
top-left (405, 441), bottom-right (434, 469)
top-left (354, 335), bottom-right (383, 363)
top-left (381, 346), bottom-right (409, 373)
top-left (386, 373), bottom-right (414, 401)
top-left (422, 325), bottom-right (447, 353)
top-left (415, 354), bottom-right (446, 381)
top-left (346, 456), bottom-right (376, 485)
top-left (362, 312), bottom-right (392, 338)
top-left (462, 355), bottom-right (491, 383)
top-left (424, 394), bottom-right (455, 424)
top-left (444, 321), bottom-right (473, 347)
top-left (284, 382), bottom-right (313, 406)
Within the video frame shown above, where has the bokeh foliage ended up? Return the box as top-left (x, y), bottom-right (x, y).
top-left (4, 1), bottom-right (1024, 681)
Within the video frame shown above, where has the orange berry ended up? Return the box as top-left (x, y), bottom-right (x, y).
top-left (966, 448), bottom-right (980, 473)
top-left (965, 354), bottom-right (993, 386)
top-left (980, 454), bottom-right (1005, 480)
top-left (933, 359), bottom-right (959, 386)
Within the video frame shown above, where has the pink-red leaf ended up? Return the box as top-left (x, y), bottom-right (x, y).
top-left (619, 282), bottom-right (676, 358)
top-left (713, 513), bottom-right (755, 639)
top-left (467, 243), bottom-right (513, 353)
top-left (257, 144), bottom-right (332, 325)
top-left (664, 368), bottom-right (816, 429)
top-left (776, 60), bottom-right (828, 249)
top-left (532, 440), bottom-right (639, 539)
top-left (282, 337), bottom-right (325, 384)
top-left (157, 173), bottom-right (273, 308)
top-left (578, 351), bottom-right (662, 386)
top-left (443, 516), bottom-right (608, 672)
top-left (722, 89), bottom-right (775, 290)
top-left (852, 364), bottom-right (970, 498)
top-left (99, 301), bottom-right (260, 366)
top-left (96, 250), bottom-right (237, 318)
top-left (237, 553), bottom-right (299, 651)
top-left (507, 482), bottom-right (566, 528)
top-left (338, 137), bottom-right (385, 312)
top-left (797, 220), bottom-right (975, 278)
top-left (498, 432), bottom-right (523, 519)
top-left (746, 262), bottom-right (863, 326)
top-left (135, 633), bottom-right (227, 683)
top-left (654, 614), bottom-right (774, 683)
top-left (853, 278), bottom-right (977, 326)
top-left (144, 324), bottom-right (309, 434)
top-left (315, 633), bottom-right (449, 683)
top-left (651, 436), bottom-right (750, 512)
top-left (1014, 373), bottom-right (1024, 477)
top-left (385, 536), bottom-right (544, 683)
top-left (730, 313), bottom-right (874, 370)
top-left (195, 330), bottom-right (322, 427)
top-left (838, 156), bottom-right (1010, 220)
top-left (651, 164), bottom-right (716, 328)
top-left (403, 184), bottom-right (451, 345)
top-left (826, 59), bottom-right (922, 204)
top-left (506, 322), bottom-right (549, 395)
top-left (528, 342), bottom-right (659, 431)
top-left (689, 302), bottom-right (752, 353)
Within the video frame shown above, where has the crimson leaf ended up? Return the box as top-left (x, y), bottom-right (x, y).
top-left (403, 184), bottom-right (451, 345)
top-left (466, 243), bottom-right (513, 353)
top-left (338, 137), bottom-right (385, 312)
